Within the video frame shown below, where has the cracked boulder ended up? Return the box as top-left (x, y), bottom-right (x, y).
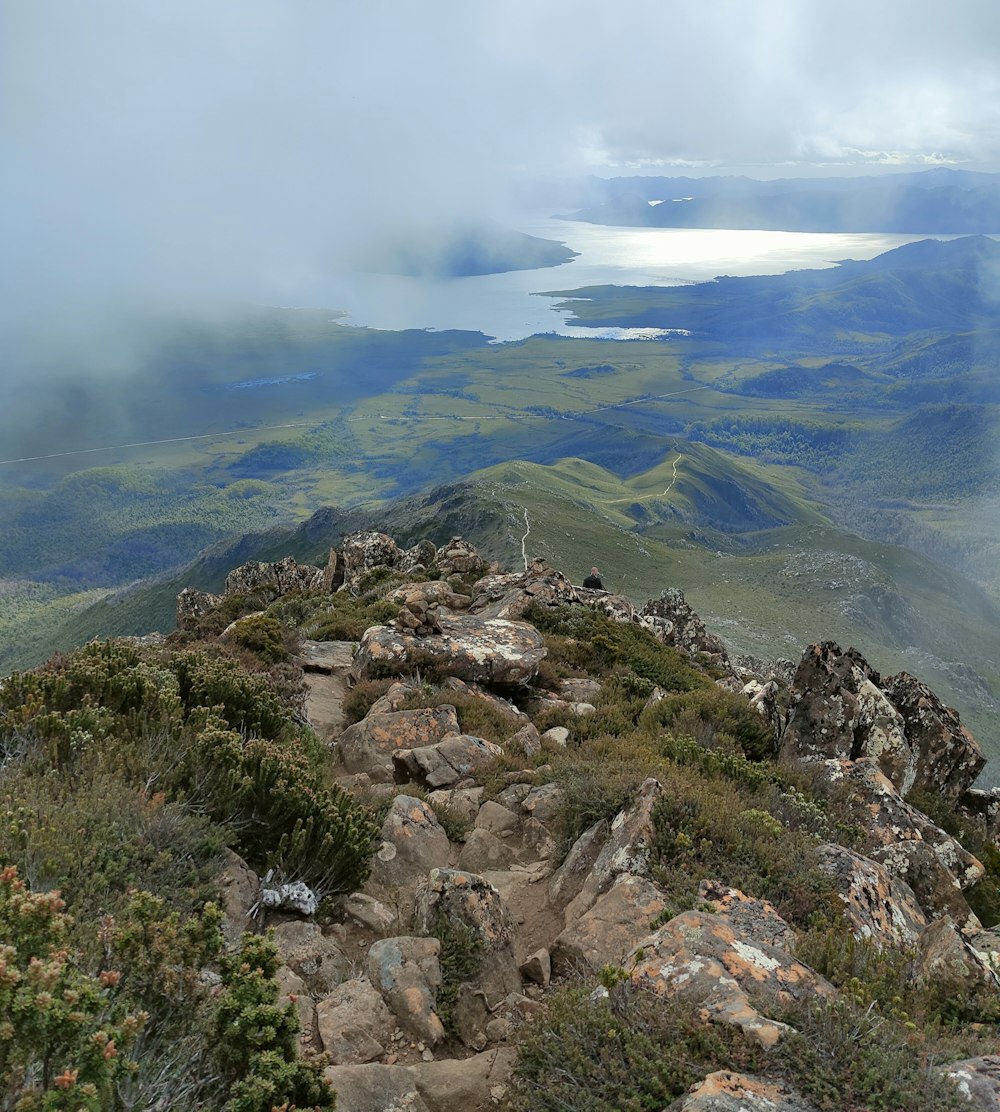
top-left (564, 778), bottom-right (663, 923)
top-left (640, 588), bottom-right (730, 666)
top-left (355, 615), bottom-right (546, 685)
top-left (366, 936), bottom-right (445, 1046)
top-left (368, 795), bottom-right (452, 894)
top-left (628, 909), bottom-right (834, 1049)
top-left (393, 733), bottom-right (504, 790)
top-left (341, 530), bottom-right (400, 587)
top-left (815, 843), bottom-right (927, 946)
top-left (338, 705), bottom-right (460, 782)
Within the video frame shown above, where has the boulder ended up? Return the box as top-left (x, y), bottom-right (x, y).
top-left (519, 948), bottom-right (551, 988)
top-left (301, 639), bottom-right (356, 673)
top-left (271, 920), bottom-right (349, 996)
top-left (425, 786), bottom-right (484, 825)
top-left (913, 917), bottom-right (1000, 998)
top-left (781, 643), bottom-right (986, 803)
top-left (408, 1047), bottom-right (517, 1112)
top-left (695, 881), bottom-right (796, 950)
top-left (673, 1071), bottom-right (820, 1112)
top-left (338, 705), bottom-right (460, 782)
top-left (883, 671), bottom-right (986, 801)
top-left (474, 801), bottom-right (521, 837)
top-left (628, 910), bottom-right (834, 1048)
top-left (640, 588), bottom-right (730, 664)
top-left (551, 874), bottom-right (667, 974)
top-left (942, 1056), bottom-right (1000, 1110)
top-left (507, 722), bottom-right (541, 758)
top-left (224, 555), bottom-right (324, 600)
top-left (871, 840), bottom-right (981, 931)
top-left (355, 615), bottom-right (546, 686)
top-left (520, 783), bottom-right (564, 826)
top-left (342, 892), bottom-right (397, 934)
top-left (322, 1063), bottom-right (430, 1112)
top-left (414, 869), bottom-right (521, 1004)
top-left (780, 642), bottom-right (913, 790)
top-left (366, 936), bottom-right (445, 1046)
top-left (316, 977), bottom-right (396, 1065)
top-left (175, 586), bottom-right (222, 631)
top-left (368, 796), bottom-right (452, 894)
top-left (398, 538), bottom-right (438, 574)
top-left (459, 828), bottom-right (519, 873)
top-left (341, 530), bottom-right (400, 587)
top-left (548, 818), bottom-right (610, 909)
top-left (564, 778), bottom-right (662, 922)
top-left (393, 734), bottom-right (504, 790)
top-left (815, 843), bottom-right (927, 946)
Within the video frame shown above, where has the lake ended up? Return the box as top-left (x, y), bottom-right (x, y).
top-left (318, 219), bottom-right (952, 342)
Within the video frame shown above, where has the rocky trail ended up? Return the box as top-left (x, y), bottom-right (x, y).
top-left (192, 531), bottom-right (1000, 1112)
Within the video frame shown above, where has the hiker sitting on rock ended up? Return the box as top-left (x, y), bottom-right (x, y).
top-left (582, 566), bottom-right (605, 591)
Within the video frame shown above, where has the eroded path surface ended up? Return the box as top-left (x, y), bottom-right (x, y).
top-left (302, 640), bottom-right (357, 741)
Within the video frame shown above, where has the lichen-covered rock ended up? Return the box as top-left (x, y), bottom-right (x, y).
top-left (316, 977), bottom-right (396, 1065)
top-left (434, 537), bottom-right (488, 578)
top-left (393, 733), bottom-right (504, 790)
top-left (673, 1071), bottom-right (820, 1112)
top-left (564, 778), bottom-right (663, 923)
top-left (414, 868), bottom-right (521, 1003)
top-left (914, 917), bottom-right (1000, 997)
top-left (341, 530), bottom-right (400, 587)
top-left (338, 705), bottom-right (460, 781)
top-left (942, 1056), bottom-right (1000, 1110)
top-left (871, 839), bottom-right (981, 931)
top-left (520, 783), bottom-right (564, 826)
top-left (815, 843), bottom-right (927, 946)
top-left (366, 935), bottom-right (445, 1045)
top-left (398, 538), bottom-right (438, 574)
top-left (640, 588), bottom-right (730, 664)
top-left (271, 920), bottom-right (350, 996)
top-left (882, 671), bottom-right (986, 801)
top-left (355, 615), bottom-right (546, 686)
top-left (369, 795), bottom-right (452, 893)
top-left (507, 722), bottom-right (541, 758)
top-left (781, 643), bottom-right (986, 804)
top-left (695, 881), bottom-right (796, 950)
top-left (551, 874), bottom-right (667, 974)
top-left (780, 642), bottom-right (913, 789)
top-left (224, 555), bottom-right (324, 600)
top-left (176, 586), bottom-right (222, 631)
top-left (628, 910), bottom-right (833, 1048)
top-left (260, 879), bottom-right (319, 916)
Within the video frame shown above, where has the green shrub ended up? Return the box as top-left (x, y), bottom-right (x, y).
top-left (302, 597), bottom-right (399, 641)
top-left (523, 604), bottom-right (707, 692)
top-left (641, 686), bottom-right (775, 760)
top-left (649, 763), bottom-right (841, 929)
top-left (224, 614), bottom-right (293, 664)
top-left (214, 933), bottom-right (334, 1112)
top-left (186, 725), bottom-right (379, 898)
top-left (427, 911), bottom-right (484, 1033)
top-left (342, 677), bottom-right (394, 724)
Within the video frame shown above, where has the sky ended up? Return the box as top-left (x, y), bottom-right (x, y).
top-left (3, 0), bottom-right (1000, 336)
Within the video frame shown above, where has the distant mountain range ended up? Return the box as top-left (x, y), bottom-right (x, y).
top-left (563, 168), bottom-right (1000, 233)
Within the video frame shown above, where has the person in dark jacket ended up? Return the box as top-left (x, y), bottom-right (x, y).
top-left (582, 567), bottom-right (604, 590)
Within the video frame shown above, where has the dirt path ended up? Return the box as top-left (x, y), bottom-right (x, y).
top-left (600, 452), bottom-right (682, 505)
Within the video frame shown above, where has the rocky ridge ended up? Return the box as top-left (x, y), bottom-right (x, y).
top-left (182, 531), bottom-right (1000, 1112)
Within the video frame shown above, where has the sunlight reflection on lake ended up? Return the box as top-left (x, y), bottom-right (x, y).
top-left (321, 220), bottom-right (954, 342)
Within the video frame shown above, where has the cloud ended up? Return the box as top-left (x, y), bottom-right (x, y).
top-left (3, 0), bottom-right (1000, 340)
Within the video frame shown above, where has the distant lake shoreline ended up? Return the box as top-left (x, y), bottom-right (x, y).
top-left (319, 219), bottom-right (962, 343)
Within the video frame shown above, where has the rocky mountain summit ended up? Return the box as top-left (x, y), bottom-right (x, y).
top-left (175, 531), bottom-right (1000, 1110)
top-left (4, 529), bottom-right (1000, 1110)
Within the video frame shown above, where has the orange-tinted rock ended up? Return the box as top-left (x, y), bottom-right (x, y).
top-left (338, 705), bottom-right (460, 781)
top-left (676, 1070), bottom-right (819, 1111)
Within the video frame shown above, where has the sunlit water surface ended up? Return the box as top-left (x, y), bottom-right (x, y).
top-left (317, 219), bottom-right (953, 342)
